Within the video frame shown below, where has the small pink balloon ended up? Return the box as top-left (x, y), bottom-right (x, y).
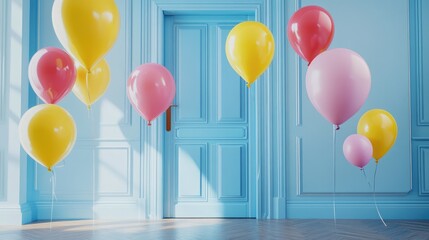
top-left (28, 47), bottom-right (76, 104)
top-left (306, 48), bottom-right (371, 127)
top-left (343, 134), bottom-right (373, 169)
top-left (127, 63), bottom-right (176, 125)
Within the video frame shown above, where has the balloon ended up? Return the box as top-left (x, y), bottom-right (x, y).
top-left (52, 0), bottom-right (120, 70)
top-left (287, 5), bottom-right (334, 63)
top-left (225, 21), bottom-right (275, 88)
top-left (343, 134), bottom-right (373, 169)
top-left (306, 48), bottom-right (371, 127)
top-left (73, 59), bottom-right (110, 108)
top-left (357, 109), bottom-right (398, 162)
top-left (28, 47), bottom-right (76, 104)
top-left (127, 63), bottom-right (176, 125)
top-left (19, 104), bottom-right (77, 171)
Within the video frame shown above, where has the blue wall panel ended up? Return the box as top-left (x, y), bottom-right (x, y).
top-left (419, 146), bottom-right (429, 195)
top-left (419, 0), bottom-right (429, 126)
top-left (286, 0), bottom-right (429, 219)
top-left (30, 0), bottom-right (142, 220)
top-left (296, 0), bottom-right (411, 194)
top-left (413, 0), bottom-right (429, 199)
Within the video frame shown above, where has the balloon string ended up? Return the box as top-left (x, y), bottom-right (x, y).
top-left (85, 69), bottom-right (95, 228)
top-left (373, 163), bottom-right (387, 227)
top-left (86, 70), bottom-right (92, 110)
top-left (87, 106), bottom-right (95, 227)
top-left (49, 170), bottom-right (57, 230)
top-left (332, 124), bottom-right (338, 227)
top-left (360, 168), bottom-right (372, 190)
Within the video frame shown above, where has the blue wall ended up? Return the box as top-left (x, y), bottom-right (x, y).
top-left (0, 0), bottom-right (428, 223)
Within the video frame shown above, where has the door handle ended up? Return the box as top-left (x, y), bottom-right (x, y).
top-left (166, 105), bottom-right (177, 132)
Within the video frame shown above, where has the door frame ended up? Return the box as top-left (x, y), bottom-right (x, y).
top-left (142, 0), bottom-right (287, 219)
top-left (162, 13), bottom-right (256, 218)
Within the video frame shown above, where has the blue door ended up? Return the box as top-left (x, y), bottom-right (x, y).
top-left (163, 14), bottom-right (255, 218)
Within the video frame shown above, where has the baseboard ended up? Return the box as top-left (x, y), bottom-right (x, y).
top-left (21, 203), bottom-right (35, 224)
top-left (34, 199), bottom-right (147, 221)
top-left (273, 197), bottom-right (286, 219)
top-left (0, 203), bottom-right (35, 225)
top-left (6, 201), bottom-right (428, 222)
top-left (286, 201), bottom-right (429, 219)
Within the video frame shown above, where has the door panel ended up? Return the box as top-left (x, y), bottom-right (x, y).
top-left (177, 144), bottom-right (207, 200)
top-left (216, 26), bottom-right (247, 123)
top-left (164, 14), bottom-right (254, 218)
top-left (175, 25), bottom-right (207, 123)
top-left (217, 144), bottom-right (247, 199)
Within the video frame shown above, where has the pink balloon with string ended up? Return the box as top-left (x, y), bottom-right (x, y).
top-left (127, 63), bottom-right (176, 126)
top-left (343, 134), bottom-right (373, 169)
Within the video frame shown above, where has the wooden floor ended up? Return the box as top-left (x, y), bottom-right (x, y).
top-left (1, 219), bottom-right (429, 240)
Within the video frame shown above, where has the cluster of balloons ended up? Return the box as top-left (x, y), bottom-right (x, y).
top-left (288, 6), bottom-right (371, 129)
top-left (20, 0), bottom-right (177, 170)
top-left (52, 0), bottom-right (119, 108)
top-left (344, 109), bottom-right (398, 169)
top-left (287, 6), bottom-right (398, 168)
top-left (19, 0), bottom-right (120, 171)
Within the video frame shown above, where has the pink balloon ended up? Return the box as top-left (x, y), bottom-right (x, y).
top-left (343, 134), bottom-right (373, 169)
top-left (306, 48), bottom-right (371, 127)
top-left (28, 47), bottom-right (76, 104)
top-left (127, 63), bottom-right (176, 125)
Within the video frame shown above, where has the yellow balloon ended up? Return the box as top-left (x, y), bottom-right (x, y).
top-left (357, 109), bottom-right (398, 162)
top-left (52, 0), bottom-right (120, 70)
top-left (19, 104), bottom-right (77, 171)
top-left (73, 59), bottom-right (110, 108)
top-left (225, 21), bottom-right (275, 88)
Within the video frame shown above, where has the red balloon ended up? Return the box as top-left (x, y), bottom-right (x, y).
top-left (28, 47), bottom-right (76, 104)
top-left (287, 6), bottom-right (334, 63)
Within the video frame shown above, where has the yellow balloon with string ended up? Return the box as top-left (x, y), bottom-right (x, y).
top-left (225, 21), bottom-right (275, 88)
top-left (73, 59), bottom-right (110, 108)
top-left (19, 104), bottom-right (77, 171)
top-left (357, 109), bottom-right (398, 163)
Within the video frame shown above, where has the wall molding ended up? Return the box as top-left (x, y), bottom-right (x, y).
top-left (0, 0), bottom-right (7, 122)
top-left (287, 201), bottom-right (429, 219)
top-left (0, 152), bottom-right (5, 201)
top-left (296, 137), bottom-right (302, 195)
top-left (414, 0), bottom-right (428, 126)
top-left (294, 0), bottom-right (302, 127)
top-left (34, 200), bottom-right (144, 220)
top-left (35, 144), bottom-right (134, 200)
top-left (418, 146), bottom-right (429, 195)
top-left (0, 203), bottom-right (34, 225)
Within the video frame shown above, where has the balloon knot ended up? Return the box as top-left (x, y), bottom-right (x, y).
top-left (335, 125), bottom-right (340, 130)
top-left (246, 83), bottom-right (251, 88)
top-left (148, 121), bottom-right (152, 126)
top-left (87, 105), bottom-right (91, 110)
top-left (48, 168), bottom-right (52, 172)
